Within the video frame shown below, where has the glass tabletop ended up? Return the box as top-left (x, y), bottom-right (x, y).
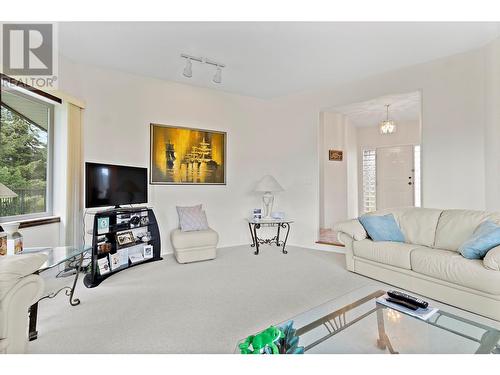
top-left (247, 218), bottom-right (294, 224)
top-left (22, 246), bottom-right (91, 271)
top-left (236, 285), bottom-right (500, 354)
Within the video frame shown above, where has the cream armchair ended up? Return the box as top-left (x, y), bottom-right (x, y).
top-left (0, 253), bottom-right (47, 354)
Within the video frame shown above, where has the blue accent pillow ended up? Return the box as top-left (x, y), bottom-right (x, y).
top-left (358, 214), bottom-right (405, 242)
top-left (459, 221), bottom-right (500, 259)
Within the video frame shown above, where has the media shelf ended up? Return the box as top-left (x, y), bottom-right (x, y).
top-left (83, 207), bottom-right (162, 288)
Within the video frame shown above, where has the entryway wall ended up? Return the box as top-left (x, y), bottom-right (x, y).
top-left (318, 112), bottom-right (358, 230)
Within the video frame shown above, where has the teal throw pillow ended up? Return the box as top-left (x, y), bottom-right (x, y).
top-left (358, 214), bottom-right (405, 242)
top-left (459, 221), bottom-right (500, 259)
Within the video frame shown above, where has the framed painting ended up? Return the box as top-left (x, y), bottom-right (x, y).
top-left (150, 124), bottom-right (226, 185)
top-left (329, 149), bottom-right (343, 161)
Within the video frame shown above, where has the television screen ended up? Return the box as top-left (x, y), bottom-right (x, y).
top-left (85, 163), bottom-right (148, 208)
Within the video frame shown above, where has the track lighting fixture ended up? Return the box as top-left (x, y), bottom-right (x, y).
top-left (180, 54), bottom-right (225, 84)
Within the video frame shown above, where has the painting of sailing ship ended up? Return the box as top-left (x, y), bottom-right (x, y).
top-left (150, 124), bottom-right (226, 184)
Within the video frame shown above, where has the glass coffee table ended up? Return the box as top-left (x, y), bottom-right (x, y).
top-left (236, 286), bottom-right (500, 354)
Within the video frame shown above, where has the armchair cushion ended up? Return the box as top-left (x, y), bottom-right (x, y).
top-left (0, 253), bottom-right (47, 300)
top-left (334, 219), bottom-right (367, 241)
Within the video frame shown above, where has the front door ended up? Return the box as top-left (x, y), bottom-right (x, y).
top-left (376, 145), bottom-right (415, 210)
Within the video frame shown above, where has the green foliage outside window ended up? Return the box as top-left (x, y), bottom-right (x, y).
top-left (0, 105), bottom-right (48, 218)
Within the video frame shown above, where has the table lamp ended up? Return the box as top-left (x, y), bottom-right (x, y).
top-left (254, 175), bottom-right (284, 219)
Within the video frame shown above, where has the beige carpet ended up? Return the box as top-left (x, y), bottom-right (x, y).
top-left (27, 245), bottom-right (374, 353)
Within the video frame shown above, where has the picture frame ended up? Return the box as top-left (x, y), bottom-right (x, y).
top-left (143, 244), bottom-right (153, 259)
top-left (329, 149), bottom-right (343, 161)
top-left (116, 230), bottom-right (135, 246)
top-left (150, 123), bottom-right (227, 185)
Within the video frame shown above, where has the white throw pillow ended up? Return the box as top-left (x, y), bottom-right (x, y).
top-left (176, 205), bottom-right (209, 232)
top-left (483, 245), bottom-right (500, 271)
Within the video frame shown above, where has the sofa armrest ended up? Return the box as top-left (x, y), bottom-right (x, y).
top-left (334, 219), bottom-right (367, 241)
top-left (484, 246), bottom-right (500, 271)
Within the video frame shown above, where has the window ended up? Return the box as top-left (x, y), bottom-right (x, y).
top-left (0, 90), bottom-right (53, 221)
top-left (362, 149), bottom-right (376, 213)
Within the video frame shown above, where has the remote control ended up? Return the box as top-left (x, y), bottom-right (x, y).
top-left (387, 290), bottom-right (428, 309)
top-left (386, 297), bottom-right (419, 311)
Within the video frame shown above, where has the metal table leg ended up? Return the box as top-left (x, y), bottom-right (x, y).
top-left (376, 307), bottom-right (398, 353)
top-left (249, 223), bottom-right (256, 248)
top-left (28, 302), bottom-right (39, 341)
top-left (253, 224), bottom-right (260, 255)
top-left (281, 222), bottom-right (291, 254)
top-left (29, 253), bottom-right (85, 340)
top-left (68, 253), bottom-right (84, 306)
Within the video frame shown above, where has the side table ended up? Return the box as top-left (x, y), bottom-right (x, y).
top-left (23, 246), bottom-right (90, 340)
top-left (247, 218), bottom-right (293, 255)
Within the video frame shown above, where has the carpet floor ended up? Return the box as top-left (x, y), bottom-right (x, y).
top-left (27, 245), bottom-right (378, 353)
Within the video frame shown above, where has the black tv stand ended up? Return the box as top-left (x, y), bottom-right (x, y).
top-left (83, 207), bottom-right (162, 288)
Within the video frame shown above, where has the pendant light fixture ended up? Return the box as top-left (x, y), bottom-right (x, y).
top-left (380, 104), bottom-right (397, 134)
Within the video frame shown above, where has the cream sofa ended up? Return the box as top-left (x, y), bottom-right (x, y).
top-left (0, 253), bottom-right (47, 354)
top-left (334, 208), bottom-right (500, 321)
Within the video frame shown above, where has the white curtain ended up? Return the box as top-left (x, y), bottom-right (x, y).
top-left (63, 103), bottom-right (84, 249)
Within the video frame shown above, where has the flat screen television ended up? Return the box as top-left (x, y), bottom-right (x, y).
top-left (85, 162), bottom-right (148, 208)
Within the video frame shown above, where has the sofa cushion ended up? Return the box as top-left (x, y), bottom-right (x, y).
top-left (459, 221), bottom-right (500, 259)
top-left (353, 240), bottom-right (427, 270)
top-left (358, 214), bottom-right (405, 242)
top-left (170, 228), bottom-right (218, 250)
top-left (410, 247), bottom-right (500, 295)
top-left (434, 210), bottom-right (500, 252)
top-left (0, 253), bottom-right (47, 300)
top-left (364, 207), bottom-right (443, 247)
top-left (483, 246), bottom-right (500, 271)
top-left (396, 208), bottom-right (443, 247)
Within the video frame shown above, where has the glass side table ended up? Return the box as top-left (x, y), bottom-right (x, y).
top-left (22, 246), bottom-right (90, 340)
top-left (246, 218), bottom-right (293, 255)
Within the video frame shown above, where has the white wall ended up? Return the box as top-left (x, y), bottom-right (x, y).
top-left (21, 223), bottom-right (60, 248)
top-left (319, 112), bottom-right (347, 229)
top-left (485, 38), bottom-right (500, 211)
top-left (58, 58), bottom-right (318, 253)
top-left (271, 45), bottom-right (490, 217)
top-left (52, 37), bottom-right (499, 253)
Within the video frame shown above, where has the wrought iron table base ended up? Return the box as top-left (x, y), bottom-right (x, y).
top-left (29, 253), bottom-right (84, 341)
top-left (248, 222), bottom-right (291, 255)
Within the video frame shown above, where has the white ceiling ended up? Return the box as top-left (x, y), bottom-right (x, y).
top-left (58, 22), bottom-right (500, 98)
top-left (330, 91), bottom-right (421, 128)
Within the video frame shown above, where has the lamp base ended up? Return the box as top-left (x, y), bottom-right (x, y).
top-left (262, 191), bottom-right (274, 219)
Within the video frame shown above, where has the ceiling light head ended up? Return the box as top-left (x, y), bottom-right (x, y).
top-left (181, 54), bottom-right (202, 78)
top-left (380, 104), bottom-right (397, 134)
top-left (183, 58), bottom-right (192, 78)
top-left (213, 66), bottom-right (222, 84)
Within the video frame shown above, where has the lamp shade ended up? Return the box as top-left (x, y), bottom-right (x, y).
top-left (254, 175), bottom-right (284, 192)
top-left (0, 183), bottom-right (17, 199)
